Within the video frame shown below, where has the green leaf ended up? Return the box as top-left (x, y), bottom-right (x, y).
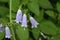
top-left (39, 0), bottom-right (53, 9)
top-left (11, 0), bottom-right (20, 12)
top-left (12, 23), bottom-right (29, 40)
top-left (0, 6), bottom-right (9, 17)
top-left (9, 24), bottom-right (16, 40)
top-left (0, 32), bottom-right (4, 40)
top-left (57, 14), bottom-right (60, 29)
top-left (57, 21), bottom-right (60, 34)
top-left (21, 0), bottom-right (29, 4)
top-left (30, 0), bottom-right (38, 3)
top-left (0, 0), bottom-right (9, 3)
top-left (28, 2), bottom-right (40, 16)
top-left (34, 10), bottom-right (44, 22)
top-left (56, 2), bottom-right (60, 13)
top-left (32, 28), bottom-right (40, 40)
top-left (50, 34), bottom-right (60, 40)
top-left (58, 14), bottom-right (60, 20)
top-left (29, 38), bottom-right (33, 40)
top-left (40, 20), bottom-right (57, 35)
top-left (0, 26), bottom-right (4, 40)
top-left (45, 10), bottom-right (56, 19)
top-left (6, 12), bottom-right (16, 20)
top-left (16, 27), bottom-right (29, 40)
top-left (57, 27), bottom-right (60, 34)
top-left (0, 18), bottom-right (9, 25)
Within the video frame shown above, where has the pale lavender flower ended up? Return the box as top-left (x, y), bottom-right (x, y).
top-left (5, 27), bottom-right (11, 38)
top-left (30, 17), bottom-right (39, 28)
top-left (21, 14), bottom-right (27, 27)
top-left (0, 24), bottom-right (4, 32)
top-left (16, 9), bottom-right (22, 23)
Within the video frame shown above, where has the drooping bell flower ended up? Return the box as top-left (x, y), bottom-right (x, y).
top-left (16, 9), bottom-right (22, 23)
top-left (21, 14), bottom-right (27, 27)
top-left (0, 24), bottom-right (4, 32)
top-left (30, 16), bottom-right (39, 28)
top-left (41, 32), bottom-right (47, 39)
top-left (5, 27), bottom-right (11, 38)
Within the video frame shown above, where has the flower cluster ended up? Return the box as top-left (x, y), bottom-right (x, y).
top-left (0, 9), bottom-right (39, 39)
top-left (0, 24), bottom-right (11, 38)
top-left (16, 9), bottom-right (39, 28)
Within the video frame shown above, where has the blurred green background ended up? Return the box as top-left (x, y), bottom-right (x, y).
top-left (0, 0), bottom-right (60, 40)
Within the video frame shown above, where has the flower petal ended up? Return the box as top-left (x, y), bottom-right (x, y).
top-left (16, 9), bottom-right (22, 23)
top-left (21, 14), bottom-right (27, 27)
top-left (0, 24), bottom-right (4, 32)
top-left (5, 27), bottom-right (11, 38)
top-left (30, 17), bottom-right (39, 28)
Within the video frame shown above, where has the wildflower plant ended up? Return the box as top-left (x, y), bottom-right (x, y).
top-left (0, 0), bottom-right (60, 40)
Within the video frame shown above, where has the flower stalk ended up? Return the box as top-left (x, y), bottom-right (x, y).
top-left (10, 0), bottom-right (12, 23)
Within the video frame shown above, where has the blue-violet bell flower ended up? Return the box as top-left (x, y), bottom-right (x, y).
top-left (30, 16), bottom-right (39, 28)
top-left (5, 27), bottom-right (11, 38)
top-left (21, 14), bottom-right (27, 27)
top-left (16, 9), bottom-right (22, 23)
top-left (0, 24), bottom-right (4, 32)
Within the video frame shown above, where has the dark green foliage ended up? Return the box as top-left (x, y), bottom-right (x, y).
top-left (0, 0), bottom-right (60, 40)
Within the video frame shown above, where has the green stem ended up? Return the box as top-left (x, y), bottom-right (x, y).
top-left (19, 4), bottom-right (22, 9)
top-left (10, 0), bottom-right (12, 23)
top-left (10, 26), bottom-right (16, 40)
top-left (10, 0), bottom-right (16, 40)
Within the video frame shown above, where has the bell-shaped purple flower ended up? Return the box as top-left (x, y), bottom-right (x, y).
top-left (5, 27), bottom-right (11, 38)
top-left (0, 24), bottom-right (4, 32)
top-left (30, 17), bottom-right (39, 28)
top-left (21, 14), bottom-right (27, 27)
top-left (16, 9), bottom-right (22, 23)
